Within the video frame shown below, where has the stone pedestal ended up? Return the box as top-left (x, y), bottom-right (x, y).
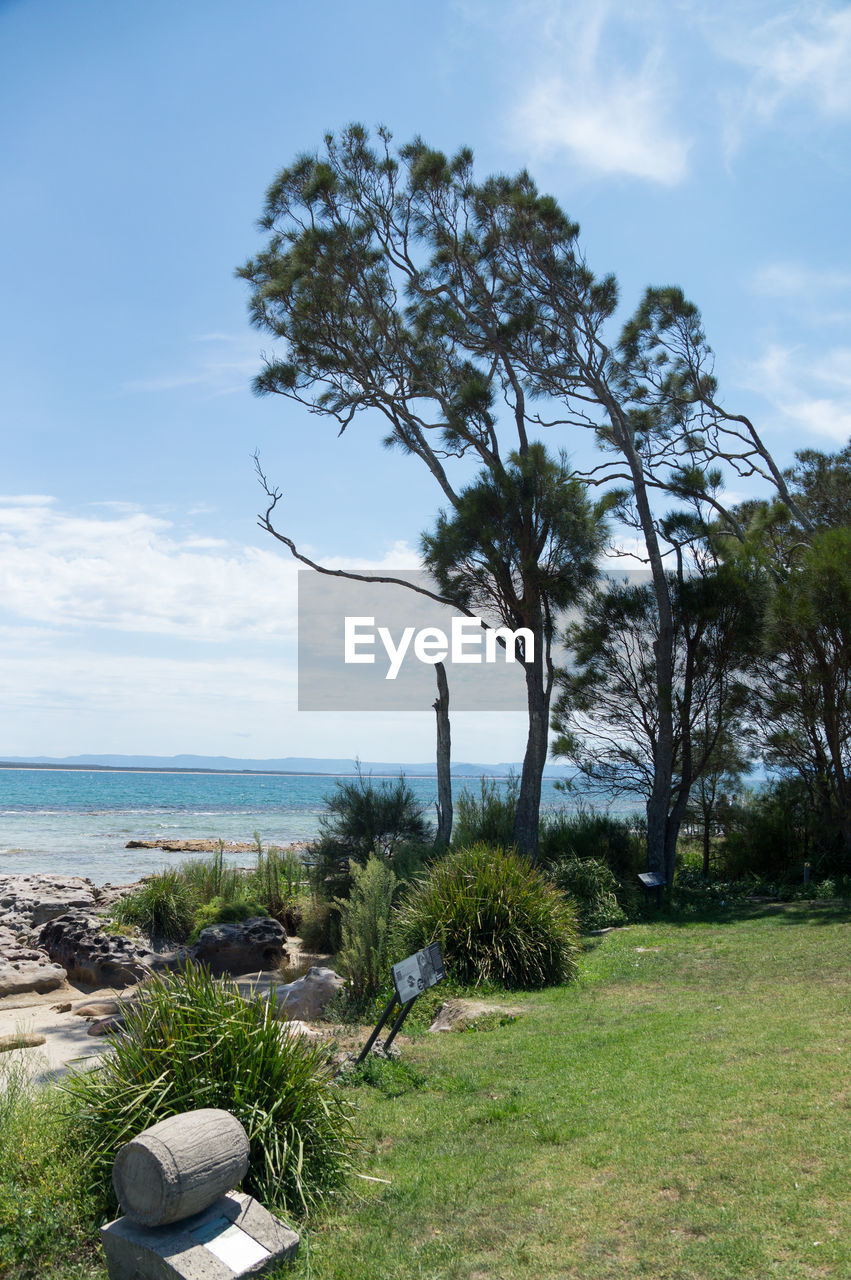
top-left (100, 1190), bottom-right (299, 1279)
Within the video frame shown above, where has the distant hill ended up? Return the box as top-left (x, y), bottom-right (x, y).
top-left (0, 753), bottom-right (575, 779)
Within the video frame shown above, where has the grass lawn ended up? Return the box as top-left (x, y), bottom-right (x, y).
top-left (1, 901), bottom-right (847, 1279)
top-left (293, 902), bottom-right (850, 1280)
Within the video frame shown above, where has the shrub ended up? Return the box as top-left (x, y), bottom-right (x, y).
top-left (538, 807), bottom-right (641, 882)
top-left (315, 771), bottom-right (432, 897)
top-left (177, 846), bottom-right (244, 904)
top-left (548, 856), bottom-right (627, 932)
top-left (452, 775), bottom-right (518, 849)
top-left (335, 856), bottom-right (397, 1002)
top-left (251, 845), bottom-right (307, 923)
top-left (299, 895), bottom-right (340, 954)
top-left (395, 843), bottom-right (581, 989)
top-left (721, 778), bottom-right (846, 879)
top-left (63, 963), bottom-right (356, 1217)
top-left (110, 870), bottom-right (197, 943)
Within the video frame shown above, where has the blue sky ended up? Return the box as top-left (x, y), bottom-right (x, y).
top-left (0, 0), bottom-right (849, 763)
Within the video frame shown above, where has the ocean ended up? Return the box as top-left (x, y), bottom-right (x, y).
top-left (0, 768), bottom-right (589, 884)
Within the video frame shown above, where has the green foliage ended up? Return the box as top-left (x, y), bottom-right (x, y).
top-left (721, 778), bottom-right (842, 879)
top-left (395, 843), bottom-right (581, 990)
top-left (548, 856), bottom-right (627, 932)
top-left (335, 856), bottom-right (397, 1002)
top-left (63, 963), bottom-right (356, 1217)
top-left (251, 845), bottom-right (307, 928)
top-left (315, 771), bottom-right (432, 897)
top-left (110, 869), bottom-right (197, 943)
top-left (538, 807), bottom-right (641, 882)
top-left (299, 895), bottom-right (340, 954)
top-left (0, 1061), bottom-right (101, 1278)
top-left (187, 895), bottom-right (269, 943)
top-left (177, 846), bottom-right (244, 904)
top-left (452, 775), bottom-right (519, 849)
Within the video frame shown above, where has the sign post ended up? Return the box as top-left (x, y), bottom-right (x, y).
top-left (355, 943), bottom-right (446, 1065)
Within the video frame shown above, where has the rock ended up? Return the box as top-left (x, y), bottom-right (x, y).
top-left (0, 1032), bottom-right (47, 1052)
top-left (273, 966), bottom-right (345, 1021)
top-left (279, 1018), bottom-right (324, 1041)
top-left (36, 911), bottom-right (151, 987)
top-left (428, 998), bottom-right (524, 1033)
top-left (0, 927), bottom-right (67, 999)
top-left (88, 1014), bottom-right (126, 1036)
top-left (74, 1000), bottom-right (123, 1018)
top-left (0, 873), bottom-right (99, 933)
top-left (125, 839), bottom-right (257, 853)
top-left (192, 916), bottom-right (287, 976)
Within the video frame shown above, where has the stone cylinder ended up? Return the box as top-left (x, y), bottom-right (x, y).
top-left (112, 1108), bottom-right (250, 1226)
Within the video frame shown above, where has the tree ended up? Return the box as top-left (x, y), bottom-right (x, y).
top-left (240, 126), bottom-right (606, 859)
top-left (239, 124), bottom-right (796, 874)
top-left (422, 444), bottom-right (604, 854)
top-left (686, 727), bottom-right (750, 878)
top-left (723, 445), bottom-right (851, 871)
top-left (551, 561), bottom-right (764, 883)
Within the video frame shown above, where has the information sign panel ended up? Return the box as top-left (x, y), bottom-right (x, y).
top-left (392, 942), bottom-right (446, 1004)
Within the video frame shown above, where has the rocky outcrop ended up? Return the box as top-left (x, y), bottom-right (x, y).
top-left (192, 917), bottom-right (287, 976)
top-left (125, 839), bottom-right (256, 853)
top-left (272, 966), bottom-right (345, 1022)
top-left (0, 874), bottom-right (99, 933)
top-left (428, 998), bottom-right (524, 1033)
top-left (0, 926), bottom-right (66, 998)
top-left (36, 912), bottom-right (152, 987)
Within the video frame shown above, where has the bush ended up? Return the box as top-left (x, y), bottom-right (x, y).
top-left (299, 895), bottom-right (340, 954)
top-left (314, 771), bottom-right (432, 897)
top-left (335, 856), bottom-right (397, 1003)
top-left (452, 775), bottom-right (518, 849)
top-left (538, 807), bottom-right (641, 882)
top-left (721, 778), bottom-right (847, 880)
top-left (110, 869), bottom-right (197, 943)
top-left (548, 856), bottom-right (627, 932)
top-left (251, 845), bottom-right (307, 924)
top-left (63, 963), bottom-right (356, 1217)
top-left (395, 843), bottom-right (581, 989)
top-left (177, 846), bottom-right (244, 905)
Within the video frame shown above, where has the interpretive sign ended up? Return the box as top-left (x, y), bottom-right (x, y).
top-left (355, 943), bottom-right (446, 1065)
top-left (392, 942), bottom-right (446, 1003)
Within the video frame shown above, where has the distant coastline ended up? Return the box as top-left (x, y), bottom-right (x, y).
top-left (0, 754), bottom-right (575, 780)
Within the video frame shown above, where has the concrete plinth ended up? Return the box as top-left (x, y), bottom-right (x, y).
top-left (100, 1190), bottom-right (299, 1279)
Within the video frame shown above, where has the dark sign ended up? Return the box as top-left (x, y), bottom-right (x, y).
top-left (392, 943), bottom-right (446, 1003)
top-left (638, 872), bottom-right (666, 889)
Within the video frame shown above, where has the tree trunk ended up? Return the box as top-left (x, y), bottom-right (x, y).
top-left (433, 661), bottom-right (453, 847)
top-left (512, 651), bottom-right (549, 862)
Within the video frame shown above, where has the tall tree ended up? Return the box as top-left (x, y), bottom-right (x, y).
top-left (239, 124), bottom-right (796, 874)
top-left (422, 445), bottom-right (605, 854)
top-left (240, 127), bottom-right (605, 858)
top-left (551, 561), bottom-right (763, 883)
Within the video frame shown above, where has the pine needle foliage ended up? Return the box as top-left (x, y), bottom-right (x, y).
top-left (395, 843), bottom-right (581, 989)
top-left (63, 963), bottom-right (356, 1218)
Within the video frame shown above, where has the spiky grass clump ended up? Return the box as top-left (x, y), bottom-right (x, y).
top-left (395, 843), bottom-right (581, 989)
top-left (110, 869), bottom-right (197, 942)
top-left (63, 963), bottom-right (356, 1217)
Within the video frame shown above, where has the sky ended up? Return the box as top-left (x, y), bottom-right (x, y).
top-left (0, 0), bottom-right (849, 764)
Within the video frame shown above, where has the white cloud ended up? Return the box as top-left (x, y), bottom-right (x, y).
top-left (122, 333), bottom-right (261, 399)
top-left (752, 261), bottom-right (851, 298)
top-left (745, 343), bottom-right (851, 444)
top-left (735, 6), bottom-right (851, 119)
top-left (505, 2), bottom-right (690, 183)
top-left (0, 499), bottom-right (422, 641)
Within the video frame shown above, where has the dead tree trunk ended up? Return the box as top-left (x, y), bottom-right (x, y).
top-left (433, 661), bottom-right (452, 847)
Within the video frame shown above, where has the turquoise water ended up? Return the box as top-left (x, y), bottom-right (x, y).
top-left (0, 769), bottom-right (588, 884)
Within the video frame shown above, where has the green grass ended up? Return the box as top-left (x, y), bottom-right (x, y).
top-left (1, 903), bottom-right (847, 1279)
top-left (291, 901), bottom-right (850, 1280)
